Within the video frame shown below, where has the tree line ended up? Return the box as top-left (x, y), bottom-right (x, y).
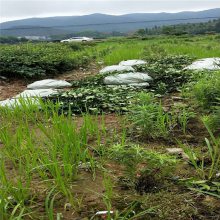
top-left (136, 19), bottom-right (220, 36)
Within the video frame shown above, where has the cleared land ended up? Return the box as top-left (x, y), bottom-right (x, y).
top-left (0, 35), bottom-right (220, 219)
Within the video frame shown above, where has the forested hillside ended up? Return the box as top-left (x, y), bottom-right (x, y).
top-left (136, 18), bottom-right (220, 35)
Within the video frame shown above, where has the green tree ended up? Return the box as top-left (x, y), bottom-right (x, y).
top-left (215, 19), bottom-right (220, 32)
top-left (162, 26), bottom-right (173, 35)
top-left (137, 29), bottom-right (146, 36)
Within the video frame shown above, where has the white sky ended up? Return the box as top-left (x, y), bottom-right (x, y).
top-left (1, 0), bottom-right (220, 22)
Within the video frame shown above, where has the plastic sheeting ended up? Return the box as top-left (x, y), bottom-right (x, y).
top-left (27, 79), bottom-right (72, 89)
top-left (119, 59), bottom-right (147, 66)
top-left (184, 58), bottom-right (220, 70)
top-left (0, 98), bottom-right (40, 108)
top-left (99, 65), bottom-right (135, 74)
top-left (104, 72), bottom-right (152, 86)
top-left (15, 89), bottom-right (58, 98)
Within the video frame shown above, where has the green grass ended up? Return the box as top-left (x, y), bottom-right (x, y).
top-left (103, 43), bottom-right (144, 65)
top-left (190, 71), bottom-right (220, 109)
top-left (0, 101), bottom-right (106, 218)
top-left (1, 35), bottom-right (220, 78)
top-left (0, 35), bottom-right (220, 219)
top-left (181, 121), bottom-right (220, 181)
top-left (98, 35), bottom-right (220, 65)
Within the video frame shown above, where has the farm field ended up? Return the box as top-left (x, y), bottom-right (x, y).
top-left (0, 34), bottom-right (220, 219)
top-left (1, 35), bottom-right (220, 79)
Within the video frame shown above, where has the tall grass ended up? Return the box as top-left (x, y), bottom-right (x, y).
top-left (189, 71), bottom-right (220, 110)
top-left (129, 93), bottom-right (171, 139)
top-left (103, 42), bottom-right (143, 65)
top-left (101, 35), bottom-right (220, 65)
top-left (182, 122), bottom-right (220, 180)
top-left (0, 100), bottom-right (106, 218)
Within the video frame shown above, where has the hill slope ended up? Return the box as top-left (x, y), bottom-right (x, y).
top-left (0, 8), bottom-right (220, 36)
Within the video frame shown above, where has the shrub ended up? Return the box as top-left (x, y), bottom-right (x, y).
top-left (202, 99), bottom-right (220, 131)
top-left (182, 122), bottom-right (220, 181)
top-left (129, 93), bottom-right (172, 139)
top-left (0, 43), bottom-right (94, 78)
top-left (190, 71), bottom-right (220, 110)
top-left (138, 55), bottom-right (193, 93)
top-left (48, 85), bottom-right (140, 114)
top-left (182, 71), bottom-right (220, 131)
top-left (108, 144), bottom-right (176, 191)
top-left (173, 103), bottom-right (196, 134)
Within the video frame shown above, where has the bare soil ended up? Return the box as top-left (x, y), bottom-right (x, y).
top-left (57, 63), bottom-right (99, 81)
top-left (0, 79), bottom-right (27, 101)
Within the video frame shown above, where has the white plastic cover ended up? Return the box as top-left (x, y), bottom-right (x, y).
top-left (128, 82), bottom-right (150, 87)
top-left (15, 89), bottom-right (58, 98)
top-left (0, 98), bottom-right (40, 108)
top-left (119, 59), bottom-right (147, 66)
top-left (0, 99), bottom-right (17, 107)
top-left (27, 79), bottom-right (72, 89)
top-left (104, 72), bottom-right (152, 86)
top-left (99, 65), bottom-right (135, 74)
top-left (184, 58), bottom-right (220, 70)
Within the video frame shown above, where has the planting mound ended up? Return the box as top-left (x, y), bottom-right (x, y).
top-left (99, 65), bottom-right (135, 74)
top-left (185, 58), bottom-right (220, 70)
top-left (27, 79), bottom-right (72, 89)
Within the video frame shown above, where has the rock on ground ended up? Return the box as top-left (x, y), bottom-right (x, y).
top-left (99, 65), bottom-right (135, 74)
top-left (184, 58), bottom-right (220, 70)
top-left (27, 79), bottom-right (72, 89)
top-left (166, 148), bottom-right (189, 161)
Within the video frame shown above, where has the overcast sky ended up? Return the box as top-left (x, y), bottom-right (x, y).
top-left (0, 0), bottom-right (220, 22)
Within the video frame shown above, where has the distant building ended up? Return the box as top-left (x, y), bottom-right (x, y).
top-left (22, 36), bottom-right (51, 40)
